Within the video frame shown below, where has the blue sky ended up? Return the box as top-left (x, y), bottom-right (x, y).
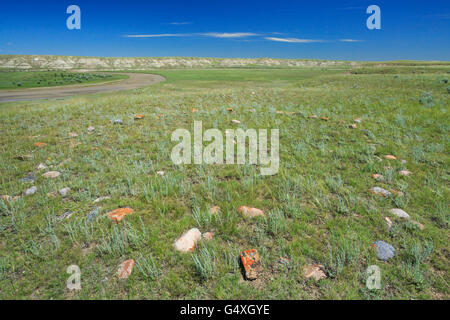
top-left (0, 0), bottom-right (449, 60)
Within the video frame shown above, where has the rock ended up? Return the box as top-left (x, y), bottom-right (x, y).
top-left (58, 211), bottom-right (73, 221)
top-left (400, 159), bottom-right (407, 164)
top-left (231, 119), bottom-right (241, 124)
top-left (320, 116), bottom-right (329, 121)
top-left (389, 208), bottom-right (410, 219)
top-left (238, 206), bottom-right (265, 218)
top-left (209, 206), bottom-right (220, 215)
top-left (410, 220), bottom-right (425, 230)
top-left (113, 119), bottom-right (123, 125)
top-left (87, 126), bottom-right (95, 132)
top-left (68, 132), bottom-right (78, 137)
top-left (349, 123), bottom-right (357, 129)
top-left (42, 171), bottom-right (61, 179)
top-left (59, 187), bottom-right (71, 197)
top-left (34, 142), bottom-right (47, 147)
top-left (191, 108), bottom-right (198, 113)
top-left (226, 108), bottom-right (233, 112)
top-left (202, 232), bottom-right (214, 240)
top-left (308, 115), bottom-right (318, 119)
top-left (107, 207), bottom-right (133, 223)
top-left (276, 110), bottom-right (284, 114)
top-left (87, 207), bottom-right (102, 222)
top-left (304, 264), bottom-right (327, 281)
top-left (384, 155), bottom-right (397, 160)
top-left (354, 118), bottom-right (362, 123)
top-left (19, 174), bottom-right (36, 183)
top-left (134, 114), bottom-right (145, 120)
top-left (46, 192), bottom-right (57, 198)
top-left (0, 195), bottom-right (11, 201)
top-left (174, 228), bottom-right (201, 252)
top-left (371, 174), bottom-right (384, 180)
top-left (384, 216), bottom-right (393, 229)
top-left (156, 171), bottom-right (165, 176)
top-left (117, 259), bottom-right (135, 279)
top-left (37, 163), bottom-right (47, 170)
top-left (24, 186), bottom-right (37, 196)
top-left (240, 249), bottom-right (263, 280)
top-left (398, 170), bottom-right (412, 176)
top-left (369, 187), bottom-right (391, 197)
top-left (93, 196), bottom-right (111, 203)
top-left (373, 241), bottom-right (395, 261)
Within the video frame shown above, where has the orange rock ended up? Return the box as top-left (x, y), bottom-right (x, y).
top-left (34, 142), bottom-right (47, 147)
top-left (238, 206), bottom-right (265, 218)
top-left (240, 249), bottom-right (262, 280)
top-left (107, 207), bottom-right (134, 223)
top-left (304, 264), bottom-right (327, 281)
top-left (174, 228), bottom-right (201, 252)
top-left (117, 259), bottom-right (135, 279)
top-left (209, 206), bottom-right (220, 215)
top-left (134, 114), bottom-right (145, 120)
top-left (192, 108), bottom-right (198, 113)
top-left (371, 173), bottom-right (384, 180)
top-left (226, 108), bottom-right (233, 112)
top-left (411, 220), bottom-right (425, 230)
top-left (320, 117), bottom-right (329, 121)
top-left (384, 155), bottom-right (397, 160)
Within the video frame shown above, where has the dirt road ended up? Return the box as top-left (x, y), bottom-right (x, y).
top-left (0, 73), bottom-right (165, 103)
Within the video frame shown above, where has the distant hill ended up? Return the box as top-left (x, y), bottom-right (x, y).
top-left (0, 55), bottom-right (360, 70)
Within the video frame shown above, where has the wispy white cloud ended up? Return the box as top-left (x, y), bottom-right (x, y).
top-left (124, 34), bottom-right (188, 38)
top-left (198, 32), bottom-right (259, 38)
top-left (169, 22), bottom-right (192, 25)
top-left (265, 37), bottom-right (323, 43)
top-left (339, 39), bottom-right (363, 42)
top-left (124, 32), bottom-right (259, 39)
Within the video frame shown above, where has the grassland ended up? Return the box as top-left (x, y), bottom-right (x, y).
top-left (0, 65), bottom-right (448, 299)
top-left (0, 70), bottom-right (128, 89)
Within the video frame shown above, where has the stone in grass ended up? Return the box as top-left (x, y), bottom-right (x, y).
top-left (369, 187), bottom-right (391, 197)
top-left (93, 196), bottom-right (111, 203)
top-left (37, 163), bottom-right (47, 170)
top-left (389, 208), bottom-right (410, 219)
top-left (384, 155), bottom-right (397, 160)
top-left (87, 126), bottom-right (95, 132)
top-left (117, 259), bottom-right (135, 279)
top-left (24, 186), bottom-right (37, 196)
top-left (87, 207), bottom-right (102, 223)
top-left (304, 264), bottom-right (327, 281)
top-left (174, 228), bottom-right (201, 253)
top-left (107, 207), bottom-right (133, 223)
top-left (59, 187), bottom-right (71, 197)
top-left (58, 211), bottom-right (73, 221)
top-left (42, 171), bottom-right (61, 179)
top-left (371, 173), bottom-right (384, 180)
top-left (209, 205), bottom-right (220, 215)
top-left (398, 170), bottom-right (412, 176)
top-left (238, 206), bottom-right (265, 218)
top-left (349, 123), bottom-right (357, 129)
top-left (410, 220), bottom-right (425, 230)
top-left (373, 241), bottom-right (396, 261)
top-left (240, 249), bottom-right (263, 280)
top-left (156, 171), bottom-right (165, 176)
top-left (354, 118), bottom-right (362, 123)
top-left (231, 119), bottom-right (241, 124)
top-left (202, 232), bottom-right (214, 241)
top-left (19, 174), bottom-right (36, 183)
top-left (113, 119), bottom-right (123, 125)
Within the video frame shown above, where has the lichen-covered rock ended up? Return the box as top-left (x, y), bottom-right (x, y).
top-left (398, 170), bottom-right (412, 176)
top-left (117, 259), bottom-right (135, 279)
top-left (370, 187), bottom-right (391, 197)
top-left (373, 241), bottom-right (396, 261)
top-left (59, 187), bottom-right (71, 197)
top-left (174, 228), bottom-right (201, 252)
top-left (389, 208), bottom-right (410, 219)
top-left (304, 264), bottom-right (327, 281)
top-left (24, 186), bottom-right (37, 196)
top-left (42, 171), bottom-right (61, 179)
top-left (107, 207), bottom-right (133, 223)
top-left (240, 249), bottom-right (262, 280)
top-left (238, 206), bottom-right (265, 218)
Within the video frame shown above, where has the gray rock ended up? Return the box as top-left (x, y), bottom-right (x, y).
top-left (374, 240), bottom-right (396, 261)
top-left (113, 119), bottom-right (123, 125)
top-left (19, 174), bottom-right (36, 183)
top-left (59, 187), bottom-right (71, 197)
top-left (87, 207), bottom-right (102, 223)
top-left (24, 186), bottom-right (37, 196)
top-left (389, 208), bottom-right (410, 219)
top-left (58, 211), bottom-right (73, 221)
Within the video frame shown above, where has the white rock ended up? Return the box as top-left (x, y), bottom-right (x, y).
top-left (24, 186), bottom-right (37, 196)
top-left (398, 170), bottom-right (412, 176)
top-left (93, 196), bottom-right (111, 203)
top-left (231, 119), bottom-right (241, 124)
top-left (37, 163), bottom-right (47, 170)
top-left (174, 228), bottom-right (201, 252)
top-left (389, 208), bottom-right (410, 219)
top-left (42, 171), bottom-right (61, 179)
top-left (156, 171), bottom-right (165, 176)
top-left (59, 187), bottom-right (71, 197)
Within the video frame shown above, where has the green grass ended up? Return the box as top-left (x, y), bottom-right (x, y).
top-left (0, 71), bottom-right (128, 89)
top-left (0, 65), bottom-right (448, 300)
